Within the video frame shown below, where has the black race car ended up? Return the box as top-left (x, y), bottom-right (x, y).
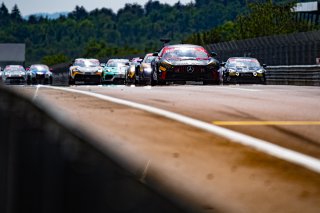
top-left (135, 53), bottom-right (156, 85)
top-left (151, 44), bottom-right (220, 85)
top-left (220, 57), bottom-right (267, 84)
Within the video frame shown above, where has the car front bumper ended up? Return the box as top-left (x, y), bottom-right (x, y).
top-left (102, 73), bottom-right (125, 82)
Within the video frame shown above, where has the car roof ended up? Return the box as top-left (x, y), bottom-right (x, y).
top-left (6, 65), bottom-right (23, 68)
top-left (30, 64), bottom-right (48, 67)
top-left (75, 58), bottom-right (99, 61)
top-left (228, 57), bottom-right (258, 60)
top-left (107, 59), bottom-right (129, 62)
top-left (164, 44), bottom-right (204, 49)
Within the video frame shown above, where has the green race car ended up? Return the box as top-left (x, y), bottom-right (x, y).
top-left (101, 59), bottom-right (129, 84)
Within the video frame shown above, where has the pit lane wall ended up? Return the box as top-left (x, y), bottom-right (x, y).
top-left (0, 86), bottom-right (186, 213)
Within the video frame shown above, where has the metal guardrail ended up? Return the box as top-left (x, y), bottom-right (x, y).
top-left (266, 65), bottom-right (320, 86)
top-left (0, 86), bottom-right (188, 213)
top-left (206, 30), bottom-right (320, 66)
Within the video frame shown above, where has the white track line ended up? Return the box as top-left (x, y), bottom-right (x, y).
top-left (32, 85), bottom-right (41, 101)
top-left (40, 85), bottom-right (320, 174)
top-left (221, 87), bottom-right (261, 92)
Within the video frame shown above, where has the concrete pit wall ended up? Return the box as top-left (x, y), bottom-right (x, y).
top-left (0, 86), bottom-right (185, 213)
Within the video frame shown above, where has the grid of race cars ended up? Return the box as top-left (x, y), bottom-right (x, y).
top-left (1, 44), bottom-right (267, 85)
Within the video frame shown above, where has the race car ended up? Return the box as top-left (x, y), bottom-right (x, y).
top-left (152, 44), bottom-right (220, 85)
top-left (69, 58), bottom-right (103, 85)
top-left (26, 64), bottom-right (52, 85)
top-left (220, 57), bottom-right (266, 84)
top-left (101, 59), bottom-right (129, 84)
top-left (0, 67), bottom-right (2, 81)
top-left (2, 65), bottom-right (26, 84)
top-left (125, 57), bottom-right (143, 85)
top-left (135, 53), bottom-right (157, 85)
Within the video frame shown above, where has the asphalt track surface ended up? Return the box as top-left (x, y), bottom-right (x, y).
top-left (11, 84), bottom-right (320, 212)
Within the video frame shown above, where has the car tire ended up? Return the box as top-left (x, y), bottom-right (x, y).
top-left (150, 70), bottom-right (159, 86)
top-left (69, 77), bottom-right (74, 85)
top-left (27, 76), bottom-right (31, 85)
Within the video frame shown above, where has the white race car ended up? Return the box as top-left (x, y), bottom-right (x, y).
top-left (69, 58), bottom-right (103, 85)
top-left (2, 65), bottom-right (26, 84)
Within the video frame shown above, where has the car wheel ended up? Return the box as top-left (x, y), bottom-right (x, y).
top-left (150, 71), bottom-right (158, 86)
top-left (69, 77), bottom-right (74, 85)
top-left (27, 76), bottom-right (31, 85)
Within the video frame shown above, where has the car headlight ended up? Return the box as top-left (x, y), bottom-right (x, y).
top-left (227, 69), bottom-right (238, 76)
top-left (208, 60), bottom-right (217, 65)
top-left (159, 61), bottom-right (171, 71)
top-left (144, 67), bottom-right (152, 73)
top-left (129, 66), bottom-right (135, 72)
top-left (256, 69), bottom-right (265, 73)
top-left (73, 68), bottom-right (80, 72)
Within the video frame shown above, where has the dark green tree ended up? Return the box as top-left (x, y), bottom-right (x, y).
top-left (10, 4), bottom-right (22, 21)
top-left (236, 0), bottom-right (313, 39)
top-left (0, 3), bottom-right (9, 18)
top-left (69, 6), bottom-right (88, 20)
top-left (41, 54), bottom-right (69, 66)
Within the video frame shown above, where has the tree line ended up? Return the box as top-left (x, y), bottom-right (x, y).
top-left (183, 0), bottom-right (317, 45)
top-left (0, 0), bottom-right (316, 65)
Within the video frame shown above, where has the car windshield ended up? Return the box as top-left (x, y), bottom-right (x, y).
top-left (144, 56), bottom-right (156, 63)
top-left (31, 65), bottom-right (49, 71)
top-left (4, 66), bottom-right (25, 72)
top-left (74, 59), bottom-right (100, 67)
top-left (107, 61), bottom-right (127, 67)
top-left (228, 58), bottom-right (261, 68)
top-left (107, 59), bottom-right (129, 67)
top-left (163, 47), bottom-right (209, 60)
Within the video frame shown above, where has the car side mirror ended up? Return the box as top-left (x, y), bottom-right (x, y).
top-left (100, 63), bottom-right (106, 67)
top-left (211, 51), bottom-right (218, 57)
top-left (220, 62), bottom-right (226, 67)
top-left (153, 52), bottom-right (159, 56)
top-left (262, 64), bottom-right (267, 68)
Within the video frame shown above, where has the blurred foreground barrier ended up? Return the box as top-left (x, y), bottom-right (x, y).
top-left (0, 86), bottom-right (186, 213)
top-left (266, 65), bottom-right (320, 86)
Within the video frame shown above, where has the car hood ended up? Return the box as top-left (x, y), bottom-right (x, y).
top-left (164, 59), bottom-right (216, 66)
top-left (229, 66), bottom-right (263, 72)
top-left (5, 71), bottom-right (26, 76)
top-left (31, 70), bottom-right (49, 74)
top-left (73, 66), bottom-right (101, 72)
top-left (104, 66), bottom-right (126, 74)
